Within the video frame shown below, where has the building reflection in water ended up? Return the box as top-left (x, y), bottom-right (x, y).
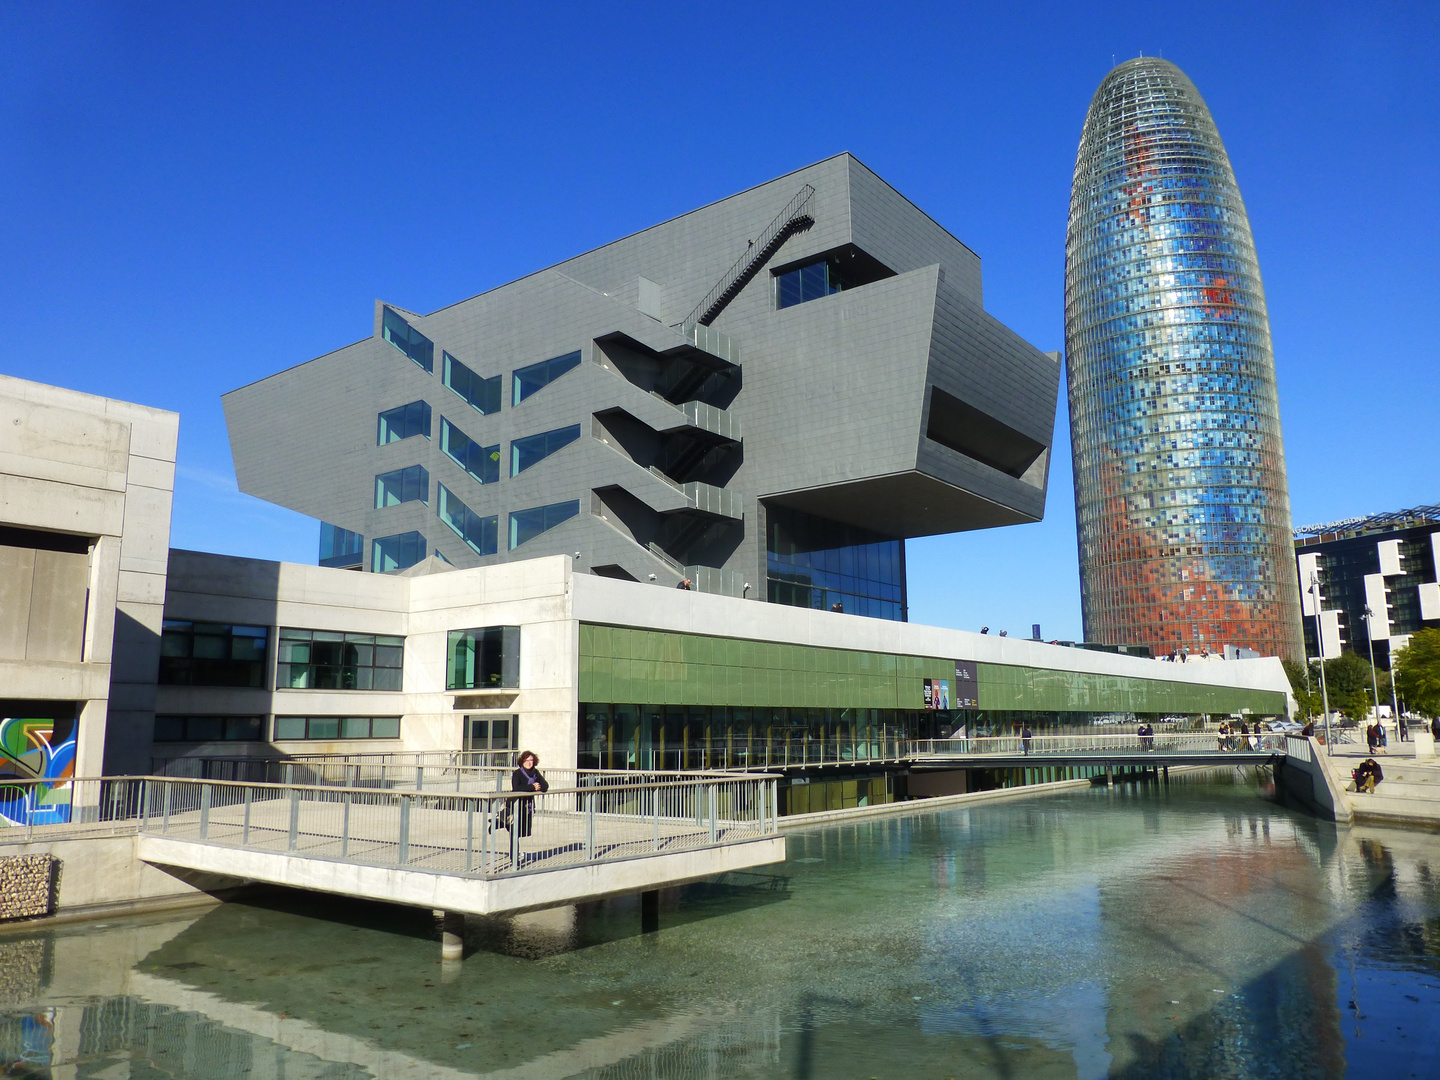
top-left (0, 800), bottom-right (1437, 1079)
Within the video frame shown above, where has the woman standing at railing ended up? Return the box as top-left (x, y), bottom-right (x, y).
top-left (508, 751), bottom-right (549, 838)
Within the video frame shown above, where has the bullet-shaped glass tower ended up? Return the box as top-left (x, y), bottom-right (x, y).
top-left (1065, 58), bottom-right (1303, 660)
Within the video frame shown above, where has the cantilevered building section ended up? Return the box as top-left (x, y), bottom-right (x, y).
top-left (225, 154), bottom-right (1059, 619)
top-left (1065, 59), bottom-right (1304, 659)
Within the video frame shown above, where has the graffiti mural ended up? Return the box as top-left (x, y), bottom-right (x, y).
top-left (0, 717), bottom-right (77, 826)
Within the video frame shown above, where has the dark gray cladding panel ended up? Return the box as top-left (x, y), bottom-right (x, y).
top-left (924, 280), bottom-right (1058, 452)
top-left (739, 266), bottom-right (939, 498)
top-left (766, 471), bottom-right (1034, 539)
top-left (224, 335), bottom-right (432, 521)
top-left (845, 158), bottom-right (983, 300)
top-left (554, 156), bottom-right (858, 327)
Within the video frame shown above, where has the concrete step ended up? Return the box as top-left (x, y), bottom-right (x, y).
top-left (1348, 781), bottom-right (1440, 803)
top-left (1349, 793), bottom-right (1440, 824)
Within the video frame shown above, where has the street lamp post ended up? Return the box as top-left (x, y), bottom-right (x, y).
top-left (1390, 652), bottom-right (1402, 740)
top-left (1309, 573), bottom-right (1333, 753)
top-left (1363, 604), bottom-right (1383, 736)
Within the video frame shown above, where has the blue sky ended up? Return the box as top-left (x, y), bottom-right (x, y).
top-left (2, 1), bottom-right (1435, 640)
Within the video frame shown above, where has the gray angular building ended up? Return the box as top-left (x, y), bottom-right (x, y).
top-left (224, 154), bottom-right (1060, 619)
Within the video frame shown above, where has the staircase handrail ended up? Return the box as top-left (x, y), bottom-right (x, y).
top-left (682, 184), bottom-right (815, 330)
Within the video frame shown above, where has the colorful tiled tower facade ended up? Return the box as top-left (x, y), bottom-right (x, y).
top-left (1065, 58), bottom-right (1304, 660)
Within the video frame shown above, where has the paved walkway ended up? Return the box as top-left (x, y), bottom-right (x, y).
top-left (1322, 741), bottom-right (1440, 827)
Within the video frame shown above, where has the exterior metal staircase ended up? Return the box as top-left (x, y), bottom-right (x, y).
top-left (681, 184), bottom-right (815, 332)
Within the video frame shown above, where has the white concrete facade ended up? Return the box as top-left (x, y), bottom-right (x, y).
top-left (0, 375), bottom-right (179, 776)
top-left (157, 550), bottom-right (1294, 772)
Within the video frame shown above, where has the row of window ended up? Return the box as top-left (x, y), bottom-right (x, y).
top-left (380, 414), bottom-right (579, 490)
top-left (277, 629), bottom-right (404, 691)
top-left (379, 497), bottom-right (580, 568)
top-left (381, 307), bottom-right (582, 410)
top-left (158, 621), bottom-right (521, 691)
top-left (154, 715), bottom-right (402, 742)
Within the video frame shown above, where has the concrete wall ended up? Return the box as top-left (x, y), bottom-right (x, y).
top-left (0, 375), bottom-right (178, 777)
top-left (0, 832), bottom-right (232, 919)
top-left (159, 551), bottom-right (580, 771)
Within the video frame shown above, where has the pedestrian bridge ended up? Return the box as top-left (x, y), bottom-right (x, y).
top-left (904, 731), bottom-right (1303, 771)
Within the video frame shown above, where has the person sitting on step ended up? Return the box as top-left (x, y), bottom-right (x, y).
top-left (1351, 758), bottom-right (1384, 794)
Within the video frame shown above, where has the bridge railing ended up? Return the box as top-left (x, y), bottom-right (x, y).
top-left (0, 778), bottom-right (147, 840)
top-left (148, 758), bottom-right (742, 793)
top-left (910, 731), bottom-right (1291, 757)
top-left (136, 773), bottom-right (780, 878)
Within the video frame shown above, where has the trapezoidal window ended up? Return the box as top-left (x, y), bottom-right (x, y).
top-left (509, 499), bottom-right (579, 549)
top-left (510, 424), bottom-right (581, 476)
top-left (381, 307), bottom-right (434, 373)
top-left (513, 350), bottom-right (581, 405)
top-left (377, 400), bottom-right (431, 444)
top-left (440, 417), bottom-right (500, 485)
top-left (443, 352), bottom-right (501, 415)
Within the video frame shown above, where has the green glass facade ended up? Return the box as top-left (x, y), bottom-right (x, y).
top-left (578, 624), bottom-right (1286, 717)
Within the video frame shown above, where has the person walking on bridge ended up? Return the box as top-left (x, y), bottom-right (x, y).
top-left (508, 750), bottom-right (549, 839)
top-left (1021, 724), bottom-right (1033, 755)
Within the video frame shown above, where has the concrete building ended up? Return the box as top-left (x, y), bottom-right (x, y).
top-left (1294, 504), bottom-right (1440, 666)
top-left (153, 550), bottom-right (1292, 803)
top-left (223, 154), bottom-right (1061, 620)
top-left (1065, 58), bottom-right (1304, 661)
top-left (0, 375), bottom-right (178, 780)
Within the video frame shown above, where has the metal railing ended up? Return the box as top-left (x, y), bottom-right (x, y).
top-left (909, 731), bottom-right (1291, 756)
top-left (583, 736), bottom-right (916, 772)
top-left (682, 184), bottom-right (815, 330)
top-left (138, 774), bottom-right (778, 878)
top-left (0, 778), bottom-right (147, 842)
top-left (149, 757), bottom-right (741, 792)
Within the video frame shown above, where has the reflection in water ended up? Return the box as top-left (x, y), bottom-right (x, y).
top-left (1, 780), bottom-right (1438, 1078)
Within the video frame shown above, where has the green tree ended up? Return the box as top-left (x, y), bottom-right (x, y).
top-left (1394, 628), bottom-right (1440, 718)
top-left (1281, 657), bottom-right (1322, 719)
top-left (1323, 652), bottom-right (1378, 722)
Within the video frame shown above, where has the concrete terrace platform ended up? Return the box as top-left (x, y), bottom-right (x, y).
top-left (138, 833), bottom-right (785, 917)
top-left (136, 794), bottom-right (785, 916)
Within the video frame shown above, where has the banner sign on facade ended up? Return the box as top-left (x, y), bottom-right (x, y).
top-left (922, 678), bottom-right (950, 710)
top-left (952, 660), bottom-right (979, 709)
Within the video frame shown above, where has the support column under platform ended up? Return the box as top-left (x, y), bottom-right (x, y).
top-left (641, 889), bottom-right (659, 934)
top-left (440, 911), bottom-right (465, 960)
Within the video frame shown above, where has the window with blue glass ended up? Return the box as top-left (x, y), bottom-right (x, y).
top-left (372, 531), bottom-right (426, 572)
top-left (509, 500), bottom-right (580, 549)
top-left (775, 259), bottom-right (856, 308)
top-left (510, 424), bottom-right (581, 476)
top-left (765, 505), bottom-right (906, 621)
top-left (381, 306), bottom-right (434, 373)
top-left (375, 464), bottom-right (429, 509)
top-left (319, 523), bottom-right (363, 568)
top-left (437, 483), bottom-right (498, 556)
top-left (440, 417), bottom-right (500, 485)
top-left (377, 400), bottom-right (431, 444)
top-left (512, 350), bottom-right (581, 405)
top-left (443, 352), bottom-right (501, 415)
